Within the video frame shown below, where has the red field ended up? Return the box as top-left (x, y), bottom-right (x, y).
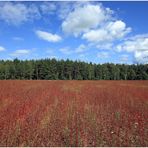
top-left (0, 80), bottom-right (148, 147)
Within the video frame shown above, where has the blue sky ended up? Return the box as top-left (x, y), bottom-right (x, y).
top-left (0, 1), bottom-right (148, 64)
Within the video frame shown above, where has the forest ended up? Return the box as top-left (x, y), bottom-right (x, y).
top-left (0, 58), bottom-right (148, 80)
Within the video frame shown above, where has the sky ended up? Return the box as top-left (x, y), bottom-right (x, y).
top-left (0, 1), bottom-right (148, 64)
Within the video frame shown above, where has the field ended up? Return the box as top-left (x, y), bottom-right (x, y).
top-left (0, 80), bottom-right (148, 147)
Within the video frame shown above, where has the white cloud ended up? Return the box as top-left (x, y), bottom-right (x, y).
top-left (60, 44), bottom-right (88, 55)
top-left (40, 2), bottom-right (56, 15)
top-left (35, 30), bottom-right (62, 42)
top-left (61, 2), bottom-right (131, 52)
top-left (117, 36), bottom-right (148, 52)
top-left (59, 47), bottom-right (72, 55)
top-left (62, 3), bottom-right (113, 36)
top-left (57, 2), bottom-right (90, 19)
top-left (82, 20), bottom-right (131, 43)
top-left (107, 21), bottom-right (131, 39)
top-left (0, 46), bottom-right (6, 51)
top-left (10, 49), bottom-right (30, 57)
top-left (83, 29), bottom-right (109, 43)
top-left (0, 2), bottom-right (40, 25)
top-left (125, 34), bottom-right (148, 41)
top-left (57, 2), bottom-right (74, 19)
top-left (116, 34), bottom-right (148, 64)
top-left (75, 44), bottom-right (87, 53)
top-left (97, 52), bottom-right (109, 58)
top-left (134, 51), bottom-right (148, 64)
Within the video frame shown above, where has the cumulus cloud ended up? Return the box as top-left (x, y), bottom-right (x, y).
top-left (61, 2), bottom-right (131, 53)
top-left (107, 21), bottom-right (131, 38)
top-left (35, 30), bottom-right (62, 42)
top-left (0, 46), bottom-right (6, 51)
top-left (10, 49), bottom-right (30, 57)
top-left (62, 3), bottom-right (113, 36)
top-left (82, 20), bottom-right (131, 43)
top-left (134, 51), bottom-right (148, 64)
top-left (97, 52), bottom-right (109, 58)
top-left (83, 29), bottom-right (109, 43)
top-left (57, 2), bottom-right (90, 19)
top-left (75, 44), bottom-right (87, 53)
top-left (0, 2), bottom-right (40, 25)
top-left (116, 34), bottom-right (148, 63)
top-left (116, 35), bottom-right (148, 52)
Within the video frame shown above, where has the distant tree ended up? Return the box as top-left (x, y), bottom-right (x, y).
top-left (119, 64), bottom-right (128, 80)
top-left (102, 64), bottom-right (110, 80)
top-left (128, 69), bottom-right (136, 80)
top-left (0, 58), bottom-right (148, 80)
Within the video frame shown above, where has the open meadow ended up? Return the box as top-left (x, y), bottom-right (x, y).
top-left (0, 80), bottom-right (148, 147)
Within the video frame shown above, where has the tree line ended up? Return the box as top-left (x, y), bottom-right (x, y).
top-left (0, 58), bottom-right (148, 80)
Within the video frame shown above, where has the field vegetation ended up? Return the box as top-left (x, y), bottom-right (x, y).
top-left (0, 80), bottom-right (148, 146)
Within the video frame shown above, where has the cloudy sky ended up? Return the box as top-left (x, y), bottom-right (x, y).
top-left (0, 1), bottom-right (148, 64)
